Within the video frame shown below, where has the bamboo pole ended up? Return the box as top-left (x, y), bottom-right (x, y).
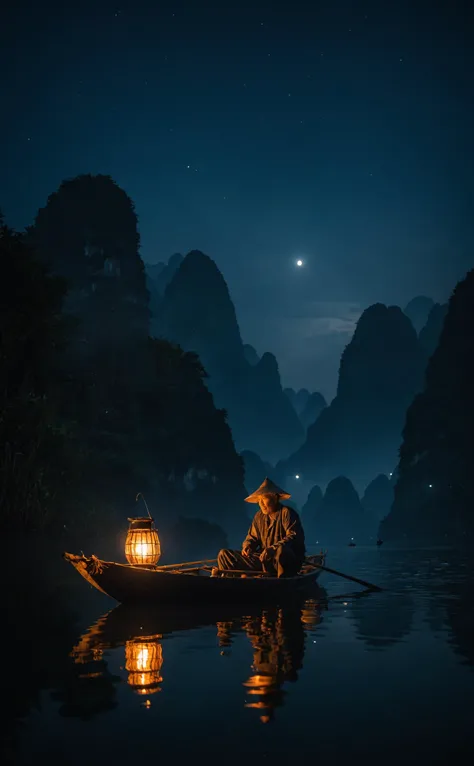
top-left (155, 558), bottom-right (217, 571)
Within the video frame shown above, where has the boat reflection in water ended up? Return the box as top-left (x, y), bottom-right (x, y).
top-left (69, 588), bottom-right (327, 721)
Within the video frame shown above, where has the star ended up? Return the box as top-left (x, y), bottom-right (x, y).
top-left (296, 259), bottom-right (303, 267)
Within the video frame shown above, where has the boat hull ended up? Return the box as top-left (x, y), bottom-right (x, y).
top-left (64, 552), bottom-right (326, 604)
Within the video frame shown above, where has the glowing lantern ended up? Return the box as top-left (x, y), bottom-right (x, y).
top-left (125, 517), bottom-right (161, 565)
top-left (125, 493), bottom-right (161, 566)
top-left (125, 635), bottom-right (163, 695)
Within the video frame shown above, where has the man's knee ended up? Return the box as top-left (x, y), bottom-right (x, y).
top-left (217, 548), bottom-right (232, 567)
top-left (274, 546), bottom-right (286, 562)
top-left (274, 546), bottom-right (299, 576)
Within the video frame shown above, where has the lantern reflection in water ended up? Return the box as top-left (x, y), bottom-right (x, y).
top-left (125, 635), bottom-right (163, 695)
top-left (125, 517), bottom-right (161, 566)
top-left (301, 599), bottom-right (323, 628)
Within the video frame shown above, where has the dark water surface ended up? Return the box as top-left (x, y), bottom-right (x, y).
top-left (7, 547), bottom-right (474, 765)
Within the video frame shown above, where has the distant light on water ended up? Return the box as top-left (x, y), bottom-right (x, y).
top-left (429, 484), bottom-right (433, 488)
top-left (295, 474), bottom-right (300, 479)
top-left (389, 472), bottom-right (393, 477)
top-left (296, 259), bottom-right (303, 267)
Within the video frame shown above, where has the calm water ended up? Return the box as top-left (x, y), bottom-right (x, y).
top-left (7, 547), bottom-right (474, 765)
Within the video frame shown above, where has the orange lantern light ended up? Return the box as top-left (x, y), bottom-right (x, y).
top-left (125, 493), bottom-right (161, 566)
top-left (125, 635), bottom-right (163, 695)
top-left (125, 517), bottom-right (161, 566)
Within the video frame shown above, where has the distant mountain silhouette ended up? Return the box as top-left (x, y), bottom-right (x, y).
top-left (284, 387), bottom-right (327, 430)
top-left (313, 476), bottom-right (375, 544)
top-left (146, 254), bottom-right (183, 335)
top-left (418, 302), bottom-right (448, 360)
top-left (146, 253), bottom-right (183, 289)
top-left (299, 392), bottom-right (327, 430)
top-left (380, 268), bottom-right (474, 543)
top-left (240, 450), bottom-right (275, 496)
top-left (280, 304), bottom-right (424, 490)
top-left (404, 295), bottom-right (435, 333)
top-left (301, 485), bottom-right (323, 544)
top-left (163, 516), bottom-right (229, 563)
top-left (361, 474), bottom-right (394, 522)
top-left (155, 250), bottom-right (304, 462)
top-left (284, 387), bottom-right (310, 415)
top-left (243, 344), bottom-right (260, 365)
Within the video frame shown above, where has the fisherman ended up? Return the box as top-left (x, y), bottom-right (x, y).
top-left (217, 478), bottom-right (305, 578)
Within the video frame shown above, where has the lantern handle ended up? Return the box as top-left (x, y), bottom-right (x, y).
top-left (136, 492), bottom-right (152, 519)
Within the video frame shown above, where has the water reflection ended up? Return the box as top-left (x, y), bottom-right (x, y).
top-left (351, 591), bottom-right (415, 650)
top-left (53, 649), bottom-right (120, 719)
top-left (242, 604), bottom-right (308, 723)
top-left (68, 587), bottom-right (328, 723)
top-left (3, 545), bottom-right (81, 761)
top-left (9, 550), bottom-right (474, 766)
top-left (125, 636), bottom-right (163, 695)
top-left (425, 576), bottom-right (474, 667)
top-left (367, 549), bottom-right (474, 664)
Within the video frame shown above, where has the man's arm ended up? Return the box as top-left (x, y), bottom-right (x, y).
top-left (242, 515), bottom-right (261, 553)
top-left (270, 507), bottom-right (304, 550)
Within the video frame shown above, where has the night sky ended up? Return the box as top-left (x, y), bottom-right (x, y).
top-left (2, 0), bottom-right (473, 398)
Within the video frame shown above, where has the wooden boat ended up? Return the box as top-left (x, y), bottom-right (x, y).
top-left (63, 551), bottom-right (327, 605)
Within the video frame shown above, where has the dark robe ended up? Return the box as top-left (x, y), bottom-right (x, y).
top-left (218, 505), bottom-right (306, 577)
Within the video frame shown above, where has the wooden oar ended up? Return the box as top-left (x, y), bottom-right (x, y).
top-left (315, 563), bottom-right (382, 591)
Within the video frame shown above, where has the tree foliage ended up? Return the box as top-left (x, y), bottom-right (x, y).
top-left (2, 177), bottom-right (248, 548)
top-left (0, 223), bottom-right (68, 531)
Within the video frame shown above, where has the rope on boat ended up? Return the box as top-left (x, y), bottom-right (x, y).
top-left (90, 555), bottom-right (106, 575)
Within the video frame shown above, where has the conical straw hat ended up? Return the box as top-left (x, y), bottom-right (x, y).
top-left (244, 477), bottom-right (291, 503)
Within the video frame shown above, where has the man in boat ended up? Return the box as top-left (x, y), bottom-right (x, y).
top-left (216, 478), bottom-right (305, 578)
